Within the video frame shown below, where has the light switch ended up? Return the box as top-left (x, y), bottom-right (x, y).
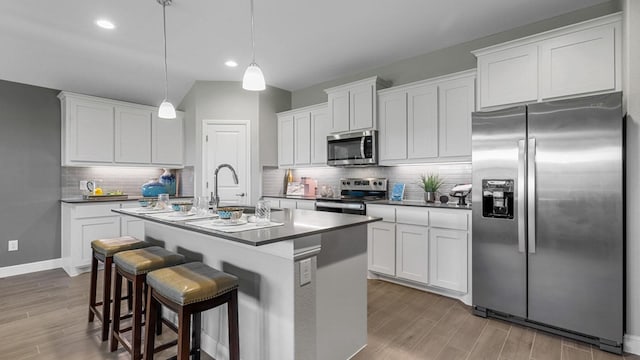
top-left (300, 258), bottom-right (312, 286)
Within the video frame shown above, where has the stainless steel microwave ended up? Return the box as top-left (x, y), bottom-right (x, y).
top-left (327, 130), bottom-right (377, 166)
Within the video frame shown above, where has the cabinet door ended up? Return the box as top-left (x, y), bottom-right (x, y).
top-left (408, 84), bottom-right (439, 160)
top-left (368, 221), bottom-right (396, 276)
top-left (262, 197), bottom-right (281, 209)
top-left (395, 224), bottom-right (429, 284)
top-left (115, 106), bottom-right (152, 163)
top-left (278, 115), bottom-right (295, 167)
top-left (478, 44), bottom-right (538, 108)
top-left (310, 108), bottom-right (329, 165)
top-left (66, 98), bottom-right (114, 163)
top-left (439, 77), bottom-right (475, 158)
top-left (121, 216), bottom-right (145, 241)
top-left (378, 92), bottom-right (407, 162)
top-left (540, 25), bottom-right (617, 99)
top-left (296, 200), bottom-right (316, 210)
top-left (328, 90), bottom-right (350, 133)
top-left (350, 83), bottom-right (375, 131)
top-left (77, 216), bottom-right (121, 267)
top-left (279, 199), bottom-right (297, 209)
top-left (294, 112), bottom-right (311, 166)
top-left (429, 228), bottom-right (468, 292)
top-left (152, 112), bottom-right (184, 165)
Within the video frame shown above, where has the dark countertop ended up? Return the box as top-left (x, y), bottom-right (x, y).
top-left (262, 194), bottom-right (328, 201)
top-left (366, 199), bottom-right (472, 210)
top-left (113, 208), bottom-right (380, 247)
top-left (61, 195), bottom-right (194, 204)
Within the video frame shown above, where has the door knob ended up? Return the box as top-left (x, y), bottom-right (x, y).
top-left (235, 193), bottom-right (246, 197)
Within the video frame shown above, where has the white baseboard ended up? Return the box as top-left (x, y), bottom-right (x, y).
top-left (0, 258), bottom-right (62, 278)
top-left (625, 334), bottom-right (640, 355)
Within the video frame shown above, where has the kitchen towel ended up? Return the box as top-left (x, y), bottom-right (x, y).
top-left (187, 219), bottom-right (284, 233)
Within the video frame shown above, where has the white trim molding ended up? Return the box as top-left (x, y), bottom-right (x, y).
top-left (625, 334), bottom-right (640, 355)
top-left (0, 258), bottom-right (62, 278)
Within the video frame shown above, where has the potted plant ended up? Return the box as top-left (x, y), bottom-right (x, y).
top-left (419, 173), bottom-right (444, 203)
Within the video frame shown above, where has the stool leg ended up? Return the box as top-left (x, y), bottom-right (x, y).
top-left (177, 307), bottom-right (191, 360)
top-left (228, 289), bottom-right (240, 360)
top-left (143, 287), bottom-right (157, 360)
top-left (156, 302), bottom-right (163, 336)
top-left (127, 280), bottom-right (133, 312)
top-left (132, 274), bottom-right (144, 360)
top-left (101, 256), bottom-right (113, 342)
top-left (88, 252), bottom-right (98, 323)
top-left (110, 271), bottom-right (123, 352)
top-left (191, 312), bottom-right (202, 360)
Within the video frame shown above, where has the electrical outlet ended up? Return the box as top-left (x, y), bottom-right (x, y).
top-left (8, 240), bottom-right (18, 252)
top-left (299, 258), bottom-right (311, 286)
top-left (79, 180), bottom-right (88, 190)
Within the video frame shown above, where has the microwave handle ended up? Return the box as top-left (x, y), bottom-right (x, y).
top-left (360, 137), bottom-right (365, 159)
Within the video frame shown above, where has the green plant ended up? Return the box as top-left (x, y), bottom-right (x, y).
top-left (419, 173), bottom-right (444, 193)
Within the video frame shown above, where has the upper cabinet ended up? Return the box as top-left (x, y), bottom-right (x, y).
top-left (378, 70), bottom-right (476, 165)
top-left (473, 13), bottom-right (622, 110)
top-left (277, 103), bottom-right (328, 168)
top-left (325, 76), bottom-right (390, 133)
top-left (59, 92), bottom-right (184, 167)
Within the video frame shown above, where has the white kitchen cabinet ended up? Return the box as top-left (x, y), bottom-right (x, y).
top-left (367, 221), bottom-right (396, 276)
top-left (120, 202), bottom-right (145, 240)
top-left (152, 112), bottom-right (184, 166)
top-left (62, 95), bottom-right (115, 164)
top-left (378, 91), bottom-right (407, 162)
top-left (438, 76), bottom-right (475, 159)
top-left (296, 200), bottom-right (316, 210)
top-left (115, 106), bottom-right (152, 163)
top-left (262, 197), bottom-right (281, 209)
top-left (279, 199), bottom-right (298, 209)
top-left (59, 92), bottom-right (185, 167)
top-left (294, 112), bottom-right (311, 166)
top-left (429, 228), bottom-right (468, 292)
top-left (395, 224), bottom-right (429, 284)
top-left (310, 107), bottom-right (329, 165)
top-left (325, 76), bottom-right (390, 133)
top-left (278, 114), bottom-right (295, 167)
top-left (473, 13), bottom-right (621, 109)
top-left (377, 70), bottom-right (475, 165)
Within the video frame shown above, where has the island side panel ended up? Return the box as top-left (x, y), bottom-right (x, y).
top-left (316, 224), bottom-right (368, 359)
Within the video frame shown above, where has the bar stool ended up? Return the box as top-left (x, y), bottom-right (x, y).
top-left (143, 262), bottom-right (240, 360)
top-left (110, 246), bottom-right (185, 360)
top-left (89, 236), bottom-right (149, 341)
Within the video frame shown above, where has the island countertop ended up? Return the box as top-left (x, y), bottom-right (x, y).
top-left (113, 208), bottom-right (380, 247)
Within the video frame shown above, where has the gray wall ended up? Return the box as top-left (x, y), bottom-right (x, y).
top-left (291, 0), bottom-right (621, 108)
top-left (0, 80), bottom-right (61, 267)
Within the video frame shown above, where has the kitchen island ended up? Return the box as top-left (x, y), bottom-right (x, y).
top-left (113, 208), bottom-right (379, 360)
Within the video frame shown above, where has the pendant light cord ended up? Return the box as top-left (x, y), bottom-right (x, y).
top-left (250, 0), bottom-right (256, 63)
top-left (162, 2), bottom-right (170, 100)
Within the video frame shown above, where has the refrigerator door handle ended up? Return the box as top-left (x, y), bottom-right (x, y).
top-left (517, 140), bottom-right (526, 253)
top-left (528, 137), bottom-right (536, 254)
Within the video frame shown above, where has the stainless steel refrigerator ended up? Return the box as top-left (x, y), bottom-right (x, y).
top-left (471, 92), bottom-right (624, 353)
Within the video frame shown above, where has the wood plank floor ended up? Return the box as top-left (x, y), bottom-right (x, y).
top-left (0, 269), bottom-right (637, 360)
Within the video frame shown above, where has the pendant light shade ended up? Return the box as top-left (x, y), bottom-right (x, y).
top-left (242, 62), bottom-right (266, 91)
top-left (242, 0), bottom-right (265, 91)
top-left (157, 0), bottom-right (176, 119)
top-left (158, 100), bottom-right (177, 119)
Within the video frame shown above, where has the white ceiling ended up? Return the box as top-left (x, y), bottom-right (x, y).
top-left (0, 0), bottom-right (605, 107)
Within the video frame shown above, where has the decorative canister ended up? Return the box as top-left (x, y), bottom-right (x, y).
top-left (159, 168), bottom-right (176, 196)
top-left (141, 178), bottom-right (167, 197)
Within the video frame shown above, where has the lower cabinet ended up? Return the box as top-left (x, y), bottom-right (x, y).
top-left (395, 224), bottom-right (429, 284)
top-left (367, 221), bottom-right (396, 276)
top-left (262, 197), bottom-right (316, 211)
top-left (429, 228), bottom-right (468, 292)
top-left (75, 216), bottom-right (121, 270)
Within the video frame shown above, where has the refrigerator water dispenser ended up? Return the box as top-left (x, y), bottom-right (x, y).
top-left (482, 180), bottom-right (514, 219)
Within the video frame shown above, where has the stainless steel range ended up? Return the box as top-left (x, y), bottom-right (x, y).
top-left (315, 178), bottom-right (388, 215)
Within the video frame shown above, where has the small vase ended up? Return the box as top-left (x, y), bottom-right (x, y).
top-left (159, 168), bottom-right (176, 196)
top-left (424, 192), bottom-right (436, 203)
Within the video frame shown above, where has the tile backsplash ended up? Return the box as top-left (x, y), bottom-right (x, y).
top-left (263, 163), bottom-right (472, 202)
top-left (61, 166), bottom-right (194, 198)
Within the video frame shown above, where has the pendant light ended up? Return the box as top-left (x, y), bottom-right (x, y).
top-left (242, 0), bottom-right (266, 91)
top-left (157, 0), bottom-right (176, 119)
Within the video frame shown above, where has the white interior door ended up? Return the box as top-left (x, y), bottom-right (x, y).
top-left (203, 121), bottom-right (250, 206)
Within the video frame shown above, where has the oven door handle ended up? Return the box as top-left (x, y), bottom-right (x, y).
top-left (360, 137), bottom-right (366, 159)
top-left (315, 201), bottom-right (365, 211)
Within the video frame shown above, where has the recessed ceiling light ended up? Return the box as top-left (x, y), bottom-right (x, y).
top-left (96, 19), bottom-right (115, 30)
top-left (225, 60), bottom-right (238, 68)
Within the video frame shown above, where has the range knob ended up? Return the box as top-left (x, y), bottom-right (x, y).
top-left (373, 181), bottom-right (378, 186)
top-left (347, 181), bottom-right (351, 185)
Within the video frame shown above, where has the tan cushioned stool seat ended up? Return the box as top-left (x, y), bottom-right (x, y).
top-left (91, 236), bottom-right (148, 260)
top-left (114, 246), bottom-right (185, 275)
top-left (147, 262), bottom-right (239, 305)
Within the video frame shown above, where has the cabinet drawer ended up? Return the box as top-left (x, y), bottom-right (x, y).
top-left (367, 205), bottom-right (395, 222)
top-left (296, 200), bottom-right (316, 210)
top-left (429, 210), bottom-right (468, 230)
top-left (396, 207), bottom-right (428, 226)
top-left (73, 203), bottom-right (121, 219)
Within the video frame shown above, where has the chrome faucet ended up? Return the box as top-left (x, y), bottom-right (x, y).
top-left (210, 163), bottom-right (239, 209)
